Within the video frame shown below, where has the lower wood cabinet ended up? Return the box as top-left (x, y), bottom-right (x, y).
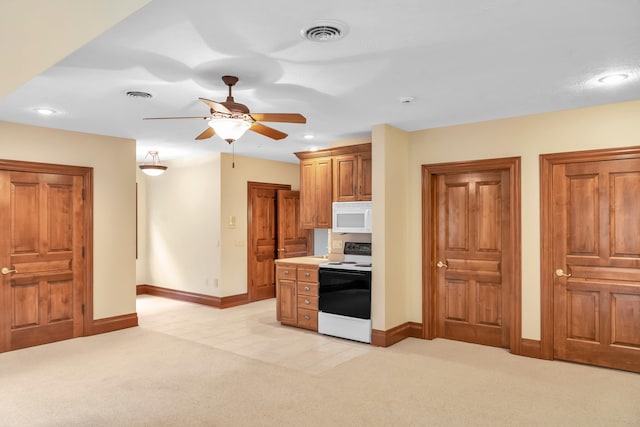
top-left (276, 263), bottom-right (319, 331)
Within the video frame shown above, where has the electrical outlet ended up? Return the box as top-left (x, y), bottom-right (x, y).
top-left (332, 239), bottom-right (343, 249)
top-left (213, 278), bottom-right (219, 288)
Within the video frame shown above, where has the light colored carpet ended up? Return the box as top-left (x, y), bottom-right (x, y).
top-left (0, 296), bottom-right (638, 426)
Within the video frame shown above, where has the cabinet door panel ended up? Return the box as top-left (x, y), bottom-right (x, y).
top-left (315, 158), bottom-right (332, 228)
top-left (334, 155), bottom-right (357, 202)
top-left (358, 152), bottom-right (372, 201)
top-left (300, 161), bottom-right (317, 228)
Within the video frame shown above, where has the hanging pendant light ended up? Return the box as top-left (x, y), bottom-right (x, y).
top-left (139, 151), bottom-right (168, 176)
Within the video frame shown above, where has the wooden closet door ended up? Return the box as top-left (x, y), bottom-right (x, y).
top-left (0, 170), bottom-right (85, 351)
top-left (551, 158), bottom-right (640, 372)
top-left (435, 169), bottom-right (511, 348)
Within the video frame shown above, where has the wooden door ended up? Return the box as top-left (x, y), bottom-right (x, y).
top-left (276, 190), bottom-right (311, 259)
top-left (434, 169), bottom-right (511, 348)
top-left (547, 155), bottom-right (640, 372)
top-left (247, 182), bottom-right (291, 302)
top-left (0, 169), bottom-right (85, 351)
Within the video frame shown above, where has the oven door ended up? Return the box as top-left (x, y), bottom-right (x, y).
top-left (319, 268), bottom-right (371, 319)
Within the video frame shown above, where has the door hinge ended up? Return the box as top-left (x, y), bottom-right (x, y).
top-left (82, 246), bottom-right (85, 257)
top-left (82, 189), bottom-right (85, 200)
top-left (82, 304), bottom-right (85, 315)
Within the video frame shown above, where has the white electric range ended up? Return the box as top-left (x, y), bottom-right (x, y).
top-left (318, 242), bottom-right (372, 343)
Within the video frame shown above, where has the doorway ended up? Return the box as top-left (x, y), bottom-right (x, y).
top-left (422, 157), bottom-right (521, 353)
top-left (541, 147), bottom-right (640, 372)
top-left (247, 182), bottom-right (311, 302)
top-left (0, 159), bottom-right (92, 352)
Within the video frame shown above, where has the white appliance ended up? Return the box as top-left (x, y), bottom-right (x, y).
top-left (318, 242), bottom-right (372, 343)
top-left (332, 201), bottom-right (372, 234)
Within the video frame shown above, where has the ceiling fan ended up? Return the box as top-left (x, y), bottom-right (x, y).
top-left (144, 75), bottom-right (306, 143)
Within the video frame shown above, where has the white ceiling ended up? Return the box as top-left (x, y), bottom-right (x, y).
top-left (1, 0), bottom-right (639, 164)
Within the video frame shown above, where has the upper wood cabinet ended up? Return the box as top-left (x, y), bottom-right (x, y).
top-left (333, 151), bottom-right (372, 202)
top-left (296, 142), bottom-right (371, 229)
top-left (299, 156), bottom-right (332, 229)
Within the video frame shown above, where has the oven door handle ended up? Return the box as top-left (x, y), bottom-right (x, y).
top-left (320, 269), bottom-right (370, 279)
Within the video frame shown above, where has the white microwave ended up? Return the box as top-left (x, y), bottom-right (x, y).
top-left (332, 201), bottom-right (372, 233)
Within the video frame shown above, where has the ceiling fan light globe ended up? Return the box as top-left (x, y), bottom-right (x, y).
top-left (209, 118), bottom-right (251, 143)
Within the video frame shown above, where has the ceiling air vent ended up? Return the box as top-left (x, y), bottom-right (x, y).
top-left (301, 20), bottom-right (348, 42)
top-left (126, 91), bottom-right (153, 99)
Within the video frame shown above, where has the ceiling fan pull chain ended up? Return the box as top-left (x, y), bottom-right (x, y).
top-left (232, 143), bottom-right (235, 169)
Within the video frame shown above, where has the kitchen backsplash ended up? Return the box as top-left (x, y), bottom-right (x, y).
top-left (328, 230), bottom-right (372, 255)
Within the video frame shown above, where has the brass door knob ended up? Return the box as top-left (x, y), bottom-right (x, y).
top-left (555, 268), bottom-right (572, 277)
top-left (1, 267), bottom-right (18, 275)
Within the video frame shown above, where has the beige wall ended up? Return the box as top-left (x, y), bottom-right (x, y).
top-left (371, 124), bottom-right (410, 330)
top-left (142, 153), bottom-right (222, 295)
top-left (0, 121), bottom-right (137, 319)
top-left (219, 153), bottom-right (300, 296)
top-left (141, 152), bottom-right (300, 298)
top-left (1, 0), bottom-right (151, 98)
top-left (392, 99), bottom-right (640, 340)
top-left (135, 168), bottom-right (148, 284)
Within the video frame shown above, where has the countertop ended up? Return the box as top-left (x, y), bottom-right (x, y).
top-left (274, 256), bottom-right (329, 266)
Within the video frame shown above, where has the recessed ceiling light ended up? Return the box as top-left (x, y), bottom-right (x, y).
top-left (309, 147), bottom-right (319, 152)
top-left (304, 134), bottom-right (315, 140)
top-left (399, 96), bottom-right (415, 104)
top-left (34, 108), bottom-right (56, 115)
top-left (597, 73), bottom-right (629, 85)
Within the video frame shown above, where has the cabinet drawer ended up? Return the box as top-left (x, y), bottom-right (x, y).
top-left (297, 308), bottom-right (318, 331)
top-left (297, 267), bottom-right (318, 282)
top-left (276, 265), bottom-right (296, 280)
top-left (297, 282), bottom-right (318, 296)
top-left (297, 295), bottom-right (318, 310)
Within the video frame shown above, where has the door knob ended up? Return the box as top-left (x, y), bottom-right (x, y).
top-left (1, 267), bottom-right (18, 275)
top-left (555, 268), bottom-right (572, 277)
top-left (436, 261), bottom-right (448, 269)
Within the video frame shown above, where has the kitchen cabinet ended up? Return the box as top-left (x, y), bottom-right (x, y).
top-left (333, 151), bottom-right (372, 202)
top-left (296, 142), bottom-right (371, 229)
top-left (299, 156), bottom-right (332, 229)
top-left (275, 262), bottom-right (319, 331)
top-left (276, 264), bottom-right (297, 325)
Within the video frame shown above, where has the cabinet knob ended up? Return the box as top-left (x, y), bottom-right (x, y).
top-left (304, 315), bottom-right (310, 321)
top-left (305, 272), bottom-right (310, 277)
top-left (284, 270), bottom-right (289, 275)
top-left (304, 299), bottom-right (310, 304)
top-left (304, 286), bottom-right (310, 291)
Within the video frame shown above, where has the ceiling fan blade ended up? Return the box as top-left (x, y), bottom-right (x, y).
top-left (250, 122), bottom-right (288, 140)
top-left (195, 127), bottom-right (215, 140)
top-left (199, 97), bottom-right (231, 114)
top-left (250, 113), bottom-right (306, 124)
top-left (143, 116), bottom-right (210, 120)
